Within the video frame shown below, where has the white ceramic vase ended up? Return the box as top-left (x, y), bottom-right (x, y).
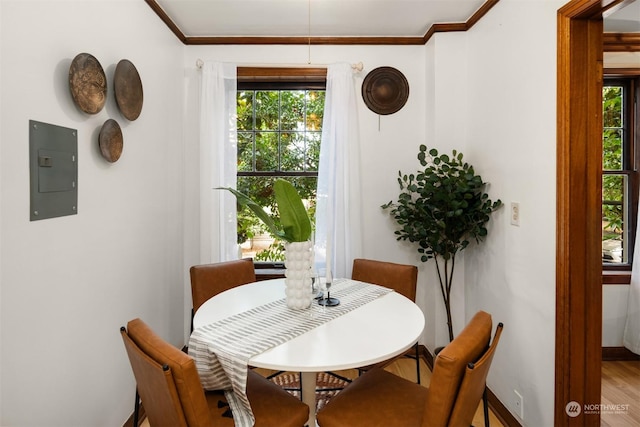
top-left (284, 240), bottom-right (314, 309)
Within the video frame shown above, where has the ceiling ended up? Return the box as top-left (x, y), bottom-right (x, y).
top-left (605, 1), bottom-right (640, 32)
top-left (150, 0), bottom-right (639, 42)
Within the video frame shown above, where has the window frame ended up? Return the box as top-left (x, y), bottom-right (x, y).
top-left (602, 71), bottom-right (640, 284)
top-left (236, 68), bottom-right (327, 272)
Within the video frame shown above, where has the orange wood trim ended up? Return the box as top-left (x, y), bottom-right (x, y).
top-left (422, 0), bottom-right (500, 42)
top-left (557, 0), bottom-right (629, 425)
top-left (185, 36), bottom-right (426, 45)
top-left (602, 346), bottom-right (640, 360)
top-left (602, 270), bottom-right (631, 284)
top-left (466, 0), bottom-right (502, 30)
top-left (604, 33), bottom-right (640, 52)
top-left (122, 402), bottom-right (145, 427)
top-left (145, 0), bottom-right (501, 46)
top-left (604, 68), bottom-right (640, 76)
top-left (486, 387), bottom-right (522, 427)
top-left (237, 67), bottom-right (327, 81)
top-left (430, 23), bottom-right (468, 33)
top-left (144, 0), bottom-right (186, 43)
top-left (422, 23), bottom-right (468, 44)
top-left (420, 344), bottom-right (434, 371)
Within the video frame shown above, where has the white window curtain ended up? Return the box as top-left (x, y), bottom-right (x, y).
top-left (199, 61), bottom-right (238, 263)
top-left (624, 202), bottom-right (640, 355)
top-left (314, 63), bottom-right (363, 278)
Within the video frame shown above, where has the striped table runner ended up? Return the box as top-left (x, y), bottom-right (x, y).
top-left (188, 279), bottom-right (392, 427)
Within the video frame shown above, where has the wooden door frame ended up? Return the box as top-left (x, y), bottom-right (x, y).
top-left (556, 0), bottom-right (631, 424)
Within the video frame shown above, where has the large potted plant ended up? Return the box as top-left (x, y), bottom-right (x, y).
top-left (382, 144), bottom-right (502, 342)
top-left (221, 179), bottom-right (314, 309)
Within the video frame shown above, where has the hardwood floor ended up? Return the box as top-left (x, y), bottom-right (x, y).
top-left (601, 360), bottom-right (640, 427)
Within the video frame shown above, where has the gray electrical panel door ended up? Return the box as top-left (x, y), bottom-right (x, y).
top-left (29, 120), bottom-right (78, 221)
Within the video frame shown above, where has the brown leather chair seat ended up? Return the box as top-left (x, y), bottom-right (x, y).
top-left (121, 318), bottom-right (308, 427)
top-left (317, 310), bottom-right (503, 427)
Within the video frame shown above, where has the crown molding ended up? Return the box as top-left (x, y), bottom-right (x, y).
top-left (145, 0), bottom-right (500, 46)
top-left (604, 33), bottom-right (640, 52)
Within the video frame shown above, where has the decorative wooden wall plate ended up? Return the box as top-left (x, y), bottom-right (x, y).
top-left (98, 119), bottom-right (123, 163)
top-left (68, 53), bottom-right (107, 114)
top-left (362, 66), bottom-right (409, 115)
top-left (114, 59), bottom-right (143, 121)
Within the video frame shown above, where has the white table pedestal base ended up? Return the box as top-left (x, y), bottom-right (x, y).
top-left (301, 371), bottom-right (318, 426)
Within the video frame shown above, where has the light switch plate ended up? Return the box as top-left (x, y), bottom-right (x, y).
top-left (511, 202), bottom-right (520, 226)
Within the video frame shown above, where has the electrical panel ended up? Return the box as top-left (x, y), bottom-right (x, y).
top-left (29, 120), bottom-right (78, 221)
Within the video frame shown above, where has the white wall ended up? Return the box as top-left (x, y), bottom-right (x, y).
top-left (0, 1), bottom-right (185, 425)
top-left (603, 285), bottom-right (630, 346)
top-left (605, 51), bottom-right (640, 68)
top-left (456, 1), bottom-right (563, 425)
top-left (424, 31), bottom-right (472, 348)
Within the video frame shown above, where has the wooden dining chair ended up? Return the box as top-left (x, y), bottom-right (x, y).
top-left (190, 258), bottom-right (256, 319)
top-left (350, 258), bottom-right (420, 382)
top-left (121, 318), bottom-right (308, 427)
top-left (316, 310), bottom-right (503, 427)
top-left (190, 259), bottom-right (299, 394)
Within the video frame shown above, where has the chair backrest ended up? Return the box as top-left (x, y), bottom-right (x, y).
top-left (122, 318), bottom-right (214, 427)
top-left (190, 258), bottom-right (256, 313)
top-left (351, 258), bottom-right (418, 301)
top-left (121, 326), bottom-right (188, 427)
top-left (447, 322), bottom-right (503, 427)
top-left (422, 310), bottom-right (493, 427)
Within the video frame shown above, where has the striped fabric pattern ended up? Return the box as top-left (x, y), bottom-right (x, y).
top-left (188, 279), bottom-right (392, 426)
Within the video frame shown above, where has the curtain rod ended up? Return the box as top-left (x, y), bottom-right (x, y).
top-left (195, 59), bottom-right (364, 72)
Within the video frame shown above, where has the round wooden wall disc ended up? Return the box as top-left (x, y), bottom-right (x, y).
top-left (99, 119), bottom-right (123, 163)
top-left (114, 59), bottom-right (143, 121)
top-left (69, 53), bottom-right (107, 114)
top-left (361, 66), bottom-right (409, 115)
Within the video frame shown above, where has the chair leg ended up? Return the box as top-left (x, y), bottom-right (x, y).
top-left (133, 389), bottom-right (140, 427)
top-left (414, 342), bottom-right (421, 384)
top-left (265, 370), bottom-right (286, 380)
top-left (400, 342), bottom-right (421, 384)
top-left (483, 388), bottom-right (490, 427)
top-left (298, 371), bottom-right (304, 401)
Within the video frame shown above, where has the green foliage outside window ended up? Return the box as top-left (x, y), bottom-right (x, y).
top-left (236, 89), bottom-right (324, 260)
top-left (602, 84), bottom-right (625, 263)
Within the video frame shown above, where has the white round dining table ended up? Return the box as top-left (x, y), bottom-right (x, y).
top-left (192, 278), bottom-right (425, 426)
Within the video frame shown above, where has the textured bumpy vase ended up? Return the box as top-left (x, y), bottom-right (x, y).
top-left (284, 241), bottom-right (314, 309)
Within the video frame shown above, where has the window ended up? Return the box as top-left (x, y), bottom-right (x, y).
top-left (236, 75), bottom-right (326, 262)
top-left (602, 76), bottom-right (639, 270)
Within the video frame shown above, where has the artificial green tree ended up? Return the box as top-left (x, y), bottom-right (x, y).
top-left (382, 144), bottom-right (502, 342)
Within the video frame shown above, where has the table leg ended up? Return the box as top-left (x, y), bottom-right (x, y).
top-left (301, 371), bottom-right (317, 426)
